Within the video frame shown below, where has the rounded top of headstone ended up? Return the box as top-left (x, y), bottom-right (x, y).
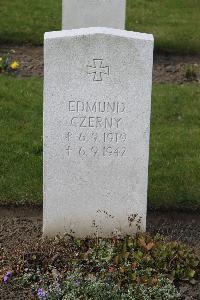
top-left (44, 27), bottom-right (154, 42)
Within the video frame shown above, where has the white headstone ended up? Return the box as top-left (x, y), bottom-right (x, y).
top-left (62, 0), bottom-right (126, 30)
top-left (43, 27), bottom-right (154, 238)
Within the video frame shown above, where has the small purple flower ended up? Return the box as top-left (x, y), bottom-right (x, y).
top-left (6, 271), bottom-right (12, 276)
top-left (3, 275), bottom-right (9, 283)
top-left (2, 271), bottom-right (12, 283)
top-left (37, 288), bottom-right (47, 300)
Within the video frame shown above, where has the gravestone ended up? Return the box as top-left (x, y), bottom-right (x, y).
top-left (62, 0), bottom-right (126, 30)
top-left (43, 27), bottom-right (154, 237)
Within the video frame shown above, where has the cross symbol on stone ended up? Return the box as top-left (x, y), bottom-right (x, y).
top-left (87, 59), bottom-right (109, 82)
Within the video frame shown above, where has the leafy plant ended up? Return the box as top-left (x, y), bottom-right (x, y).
top-left (1, 234), bottom-right (199, 299)
top-left (185, 64), bottom-right (199, 81)
top-left (34, 271), bottom-right (180, 300)
top-left (82, 234), bottom-right (199, 285)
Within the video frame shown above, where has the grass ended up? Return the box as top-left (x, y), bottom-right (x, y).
top-left (0, 76), bottom-right (42, 205)
top-left (0, 0), bottom-right (61, 45)
top-left (0, 0), bottom-right (200, 53)
top-left (149, 84), bottom-right (200, 209)
top-left (0, 75), bottom-right (200, 208)
top-left (126, 0), bottom-right (200, 54)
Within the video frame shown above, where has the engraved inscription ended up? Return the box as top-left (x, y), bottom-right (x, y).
top-left (69, 101), bottom-right (125, 113)
top-left (79, 146), bottom-right (126, 158)
top-left (66, 146), bottom-right (72, 156)
top-left (65, 131), bottom-right (127, 159)
top-left (65, 97), bottom-right (128, 159)
top-left (87, 59), bottom-right (109, 81)
top-left (66, 132), bottom-right (127, 144)
top-left (70, 116), bottom-right (122, 129)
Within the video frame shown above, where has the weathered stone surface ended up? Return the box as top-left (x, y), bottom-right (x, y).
top-left (62, 0), bottom-right (126, 30)
top-left (43, 27), bottom-right (154, 237)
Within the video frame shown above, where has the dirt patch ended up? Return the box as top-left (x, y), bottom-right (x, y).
top-left (0, 208), bottom-right (199, 299)
top-left (1, 208), bottom-right (200, 251)
top-left (153, 54), bottom-right (200, 84)
top-left (147, 210), bottom-right (200, 252)
top-left (0, 45), bottom-right (200, 83)
top-left (0, 285), bottom-right (35, 300)
top-left (0, 45), bottom-right (43, 78)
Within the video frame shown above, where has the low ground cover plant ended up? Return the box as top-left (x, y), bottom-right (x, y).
top-left (185, 64), bottom-right (200, 81)
top-left (0, 50), bottom-right (20, 74)
top-left (1, 234), bottom-right (199, 299)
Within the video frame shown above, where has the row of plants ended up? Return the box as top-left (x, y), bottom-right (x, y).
top-left (1, 234), bottom-right (199, 299)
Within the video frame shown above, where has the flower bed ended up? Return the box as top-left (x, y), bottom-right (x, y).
top-left (1, 234), bottom-right (199, 299)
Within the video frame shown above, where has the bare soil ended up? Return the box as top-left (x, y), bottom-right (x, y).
top-left (0, 45), bottom-right (200, 83)
top-left (0, 207), bottom-right (199, 299)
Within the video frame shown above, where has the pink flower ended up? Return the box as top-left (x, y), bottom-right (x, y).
top-left (108, 267), bottom-right (114, 273)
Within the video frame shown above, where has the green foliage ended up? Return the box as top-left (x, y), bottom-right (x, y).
top-left (2, 234), bottom-right (198, 299)
top-left (80, 235), bottom-right (199, 284)
top-left (0, 0), bottom-right (200, 53)
top-left (185, 64), bottom-right (199, 81)
top-left (41, 272), bottom-right (180, 300)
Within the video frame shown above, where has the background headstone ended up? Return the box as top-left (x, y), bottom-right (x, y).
top-left (43, 27), bottom-right (154, 237)
top-left (62, 0), bottom-right (126, 30)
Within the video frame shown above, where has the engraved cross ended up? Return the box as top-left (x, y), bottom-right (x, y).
top-left (87, 59), bottom-right (109, 82)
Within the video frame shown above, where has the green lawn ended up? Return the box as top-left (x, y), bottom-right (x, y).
top-left (0, 75), bottom-right (199, 208)
top-left (149, 84), bottom-right (200, 209)
top-left (0, 76), bottom-right (42, 205)
top-left (127, 0), bottom-right (200, 54)
top-left (0, 0), bottom-right (199, 53)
